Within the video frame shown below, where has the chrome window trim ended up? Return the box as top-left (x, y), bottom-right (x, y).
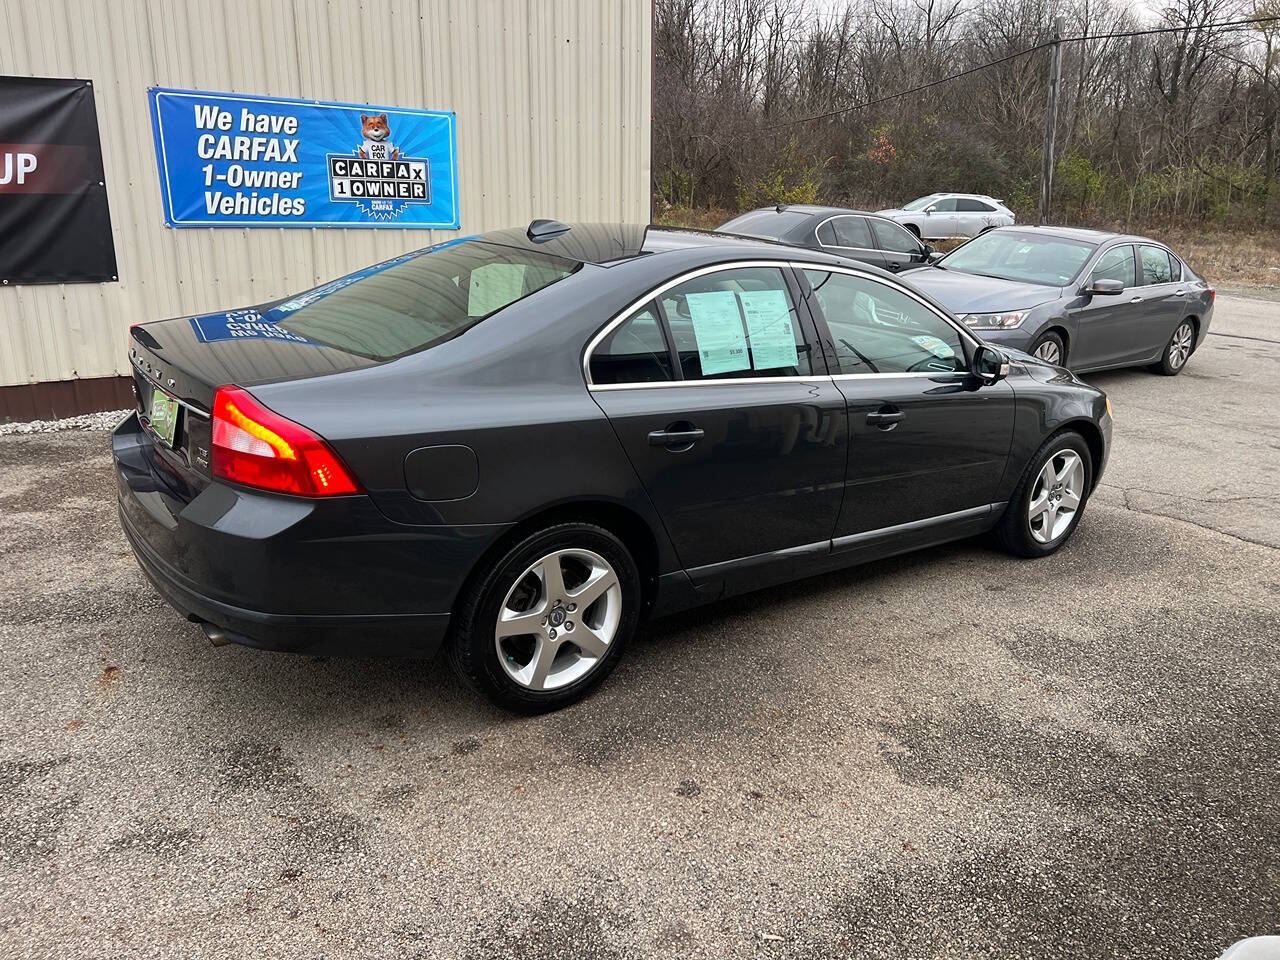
top-left (590, 376), bottom-right (831, 392)
top-left (793, 260), bottom-right (984, 354)
top-left (583, 259), bottom-right (817, 390)
top-left (582, 258), bottom-right (984, 391)
top-left (830, 370), bottom-right (966, 381)
top-left (814, 214), bottom-right (877, 253)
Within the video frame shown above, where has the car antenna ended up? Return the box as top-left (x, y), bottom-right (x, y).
top-left (775, 204), bottom-right (788, 213)
top-left (527, 219), bottom-right (571, 242)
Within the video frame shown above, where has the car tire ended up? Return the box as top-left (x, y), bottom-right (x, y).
top-left (448, 522), bottom-right (641, 712)
top-left (994, 431), bottom-right (1093, 558)
top-left (1150, 319), bottom-right (1195, 376)
top-left (1029, 331), bottom-right (1067, 367)
top-left (905, 223), bottom-right (920, 239)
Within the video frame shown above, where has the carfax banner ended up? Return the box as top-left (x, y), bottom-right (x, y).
top-left (0, 76), bottom-right (117, 284)
top-left (148, 87), bottom-right (459, 229)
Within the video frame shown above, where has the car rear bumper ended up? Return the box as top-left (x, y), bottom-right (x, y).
top-left (113, 412), bottom-right (507, 658)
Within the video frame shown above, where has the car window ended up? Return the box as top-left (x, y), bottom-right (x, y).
top-left (1140, 245), bottom-right (1174, 285)
top-left (272, 240), bottom-right (579, 361)
top-left (827, 216), bottom-right (872, 248)
top-left (659, 267), bottom-right (814, 380)
top-left (1168, 254), bottom-right (1184, 282)
top-left (930, 197), bottom-right (959, 212)
top-left (803, 269), bottom-right (966, 375)
top-left (1089, 245), bottom-right (1136, 287)
top-left (871, 218), bottom-right (921, 255)
top-left (939, 231), bottom-right (1094, 285)
top-left (589, 305), bottom-right (674, 385)
top-left (902, 194), bottom-right (941, 211)
top-left (955, 198), bottom-right (995, 212)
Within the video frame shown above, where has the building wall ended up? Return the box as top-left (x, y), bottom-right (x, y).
top-left (0, 0), bottom-right (651, 406)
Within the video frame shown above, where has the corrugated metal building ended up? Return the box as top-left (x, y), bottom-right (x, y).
top-left (0, 0), bottom-right (652, 420)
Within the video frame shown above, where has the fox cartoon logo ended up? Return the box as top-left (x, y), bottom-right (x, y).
top-left (357, 113), bottom-right (400, 162)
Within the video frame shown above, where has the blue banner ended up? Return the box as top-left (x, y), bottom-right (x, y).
top-left (148, 87), bottom-right (458, 229)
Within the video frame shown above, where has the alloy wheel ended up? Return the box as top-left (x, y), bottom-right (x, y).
top-left (1034, 340), bottom-right (1061, 365)
top-left (494, 548), bottom-right (622, 691)
top-left (1028, 449), bottom-right (1084, 544)
top-left (1168, 322), bottom-right (1193, 370)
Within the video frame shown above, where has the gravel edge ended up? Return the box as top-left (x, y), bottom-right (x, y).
top-left (0, 409), bottom-right (129, 436)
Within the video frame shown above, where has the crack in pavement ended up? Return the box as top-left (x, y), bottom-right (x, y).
top-left (1097, 483), bottom-right (1280, 551)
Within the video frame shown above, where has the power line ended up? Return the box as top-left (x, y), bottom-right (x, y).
top-left (774, 15), bottom-right (1280, 127)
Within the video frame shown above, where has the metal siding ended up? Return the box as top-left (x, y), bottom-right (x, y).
top-left (0, 0), bottom-right (651, 389)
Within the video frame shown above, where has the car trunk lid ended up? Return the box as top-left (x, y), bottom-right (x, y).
top-left (128, 304), bottom-right (379, 498)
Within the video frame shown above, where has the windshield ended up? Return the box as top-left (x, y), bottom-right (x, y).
top-left (265, 240), bottom-right (580, 360)
top-left (939, 232), bottom-right (1096, 286)
top-left (718, 209), bottom-right (811, 239)
top-left (901, 195), bottom-right (941, 211)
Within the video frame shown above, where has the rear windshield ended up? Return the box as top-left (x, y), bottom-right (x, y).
top-left (265, 240), bottom-right (580, 360)
top-left (718, 209), bottom-right (810, 240)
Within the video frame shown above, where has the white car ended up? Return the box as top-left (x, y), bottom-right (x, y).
top-left (877, 193), bottom-right (1015, 240)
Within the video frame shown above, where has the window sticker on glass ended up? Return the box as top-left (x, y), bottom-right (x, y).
top-left (739, 289), bottom-right (798, 370)
top-left (468, 263), bottom-right (527, 317)
top-left (686, 290), bottom-right (750, 375)
top-left (910, 334), bottom-right (955, 360)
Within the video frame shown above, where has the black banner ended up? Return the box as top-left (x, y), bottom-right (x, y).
top-left (0, 77), bottom-right (117, 284)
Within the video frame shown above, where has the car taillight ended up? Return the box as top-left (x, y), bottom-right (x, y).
top-left (211, 385), bottom-right (361, 496)
top-left (1208, 287), bottom-right (1216, 304)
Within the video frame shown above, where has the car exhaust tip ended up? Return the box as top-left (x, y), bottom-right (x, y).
top-left (202, 624), bottom-right (233, 647)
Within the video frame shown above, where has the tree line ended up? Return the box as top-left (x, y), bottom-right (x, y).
top-left (652, 0), bottom-right (1280, 224)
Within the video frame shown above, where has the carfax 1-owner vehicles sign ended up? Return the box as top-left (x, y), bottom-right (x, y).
top-left (148, 87), bottom-right (458, 228)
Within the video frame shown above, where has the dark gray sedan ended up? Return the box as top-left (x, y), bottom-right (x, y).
top-left (115, 222), bottom-right (1111, 712)
top-left (903, 226), bottom-right (1215, 374)
top-left (717, 204), bottom-right (938, 274)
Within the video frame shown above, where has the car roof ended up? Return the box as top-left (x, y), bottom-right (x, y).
top-left (985, 224), bottom-right (1156, 245)
top-left (477, 221), bottom-right (853, 266)
top-left (731, 204), bottom-right (879, 218)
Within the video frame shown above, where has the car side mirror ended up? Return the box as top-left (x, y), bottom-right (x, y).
top-left (924, 205), bottom-right (936, 215)
top-left (972, 344), bottom-right (1010, 383)
top-left (1085, 278), bottom-right (1124, 296)
top-left (925, 247), bottom-right (945, 264)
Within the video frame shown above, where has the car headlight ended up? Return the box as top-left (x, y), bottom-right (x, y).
top-left (959, 311), bottom-right (1029, 330)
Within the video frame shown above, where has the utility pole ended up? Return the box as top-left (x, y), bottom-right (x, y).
top-left (1038, 15), bottom-right (1065, 226)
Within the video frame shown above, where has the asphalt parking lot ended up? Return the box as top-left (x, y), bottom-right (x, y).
top-left (0, 295), bottom-right (1276, 959)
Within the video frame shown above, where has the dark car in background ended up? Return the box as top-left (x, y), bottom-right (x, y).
top-left (717, 204), bottom-right (937, 274)
top-left (903, 226), bottom-right (1215, 374)
top-left (115, 222), bottom-right (1111, 712)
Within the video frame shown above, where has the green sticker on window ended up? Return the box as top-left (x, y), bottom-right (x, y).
top-left (687, 291), bottom-right (750, 375)
top-left (739, 290), bottom-right (798, 370)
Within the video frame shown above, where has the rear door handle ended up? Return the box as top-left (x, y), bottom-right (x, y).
top-left (866, 407), bottom-right (904, 430)
top-left (1129, 296), bottom-right (1145, 303)
top-left (648, 424), bottom-right (705, 448)
top-left (1173, 289), bottom-right (1186, 296)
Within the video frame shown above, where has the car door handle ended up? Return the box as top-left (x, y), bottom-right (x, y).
top-left (648, 425), bottom-right (705, 448)
top-left (1129, 296), bottom-right (1145, 303)
top-left (887, 262), bottom-right (902, 271)
top-left (866, 407), bottom-right (904, 430)
top-left (1173, 289), bottom-right (1186, 296)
